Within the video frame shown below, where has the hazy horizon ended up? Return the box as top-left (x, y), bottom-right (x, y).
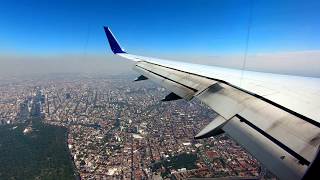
top-left (1, 0), bottom-right (319, 78)
top-left (1, 50), bottom-right (320, 78)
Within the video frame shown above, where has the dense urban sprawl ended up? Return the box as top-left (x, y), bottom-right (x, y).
top-left (0, 74), bottom-right (274, 179)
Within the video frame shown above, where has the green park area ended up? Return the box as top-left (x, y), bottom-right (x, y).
top-left (0, 118), bottom-right (76, 180)
top-left (152, 153), bottom-right (198, 178)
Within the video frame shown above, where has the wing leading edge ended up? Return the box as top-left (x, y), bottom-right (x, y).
top-left (103, 26), bottom-right (320, 180)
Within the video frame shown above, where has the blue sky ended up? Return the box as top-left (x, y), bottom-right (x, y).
top-left (0, 0), bottom-right (319, 56)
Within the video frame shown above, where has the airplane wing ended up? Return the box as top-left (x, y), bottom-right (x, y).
top-left (103, 26), bottom-right (320, 180)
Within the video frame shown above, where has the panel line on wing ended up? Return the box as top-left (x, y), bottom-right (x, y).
top-left (136, 65), bottom-right (198, 93)
top-left (235, 114), bottom-right (310, 166)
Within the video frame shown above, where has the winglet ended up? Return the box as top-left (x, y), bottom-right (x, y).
top-left (104, 26), bottom-right (126, 54)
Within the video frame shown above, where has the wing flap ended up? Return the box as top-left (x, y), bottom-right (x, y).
top-left (135, 61), bottom-right (217, 100)
top-left (223, 116), bottom-right (307, 180)
top-left (136, 62), bottom-right (216, 93)
top-left (197, 80), bottom-right (320, 164)
top-left (135, 64), bottom-right (196, 100)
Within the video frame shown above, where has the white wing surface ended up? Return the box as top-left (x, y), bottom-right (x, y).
top-left (104, 27), bottom-right (320, 180)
